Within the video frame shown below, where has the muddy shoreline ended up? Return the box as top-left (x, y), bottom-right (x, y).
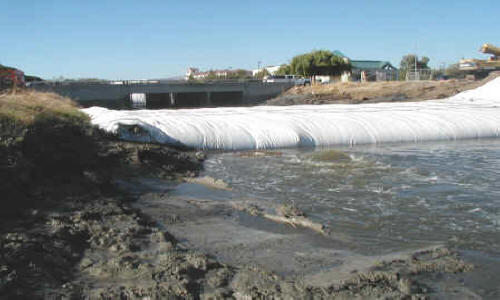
top-left (134, 175), bottom-right (489, 299)
top-left (0, 139), bottom-right (208, 299)
top-left (1, 140), bottom-right (485, 299)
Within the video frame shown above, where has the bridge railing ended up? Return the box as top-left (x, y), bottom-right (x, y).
top-left (29, 78), bottom-right (271, 87)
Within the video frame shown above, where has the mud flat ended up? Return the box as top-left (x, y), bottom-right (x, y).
top-left (132, 178), bottom-right (485, 299)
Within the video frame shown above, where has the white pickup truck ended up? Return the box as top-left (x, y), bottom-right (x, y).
top-left (263, 75), bottom-right (310, 86)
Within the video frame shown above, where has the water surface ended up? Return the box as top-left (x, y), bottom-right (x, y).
top-left (202, 139), bottom-right (500, 255)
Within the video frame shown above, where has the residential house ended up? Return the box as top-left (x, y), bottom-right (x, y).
top-left (327, 51), bottom-right (398, 82)
top-left (350, 60), bottom-right (398, 82)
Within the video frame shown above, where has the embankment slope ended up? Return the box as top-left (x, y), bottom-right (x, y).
top-left (267, 73), bottom-right (499, 105)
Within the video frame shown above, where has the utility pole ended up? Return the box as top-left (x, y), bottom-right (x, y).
top-left (414, 54), bottom-right (417, 77)
top-left (414, 43), bottom-right (418, 81)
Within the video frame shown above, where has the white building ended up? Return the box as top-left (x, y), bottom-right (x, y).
top-left (251, 65), bottom-right (281, 76)
top-left (185, 68), bottom-right (200, 80)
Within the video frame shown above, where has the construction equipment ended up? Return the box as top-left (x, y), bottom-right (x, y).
top-left (459, 43), bottom-right (500, 79)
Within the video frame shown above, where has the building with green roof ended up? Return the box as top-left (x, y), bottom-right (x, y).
top-left (330, 50), bottom-right (399, 81)
top-left (350, 60), bottom-right (398, 81)
top-left (350, 60), bottom-right (396, 71)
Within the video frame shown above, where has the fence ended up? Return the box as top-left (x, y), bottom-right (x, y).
top-left (352, 69), bottom-right (399, 82)
top-left (405, 69), bottom-right (434, 81)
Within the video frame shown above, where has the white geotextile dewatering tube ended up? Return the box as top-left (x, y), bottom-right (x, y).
top-left (82, 78), bottom-right (500, 150)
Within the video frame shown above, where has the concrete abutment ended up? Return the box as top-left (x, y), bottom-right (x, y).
top-left (30, 81), bottom-right (294, 108)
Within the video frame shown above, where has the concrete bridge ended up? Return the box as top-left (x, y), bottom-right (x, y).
top-left (30, 80), bottom-right (294, 108)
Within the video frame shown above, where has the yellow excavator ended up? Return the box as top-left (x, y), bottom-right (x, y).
top-left (459, 43), bottom-right (500, 79)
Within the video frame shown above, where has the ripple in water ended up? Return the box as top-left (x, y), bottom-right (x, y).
top-left (202, 139), bottom-right (500, 255)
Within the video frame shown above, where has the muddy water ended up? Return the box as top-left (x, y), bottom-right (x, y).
top-left (203, 140), bottom-right (500, 255)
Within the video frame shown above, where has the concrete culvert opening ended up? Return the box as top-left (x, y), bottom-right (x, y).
top-left (210, 91), bottom-right (244, 106)
top-left (174, 92), bottom-right (210, 108)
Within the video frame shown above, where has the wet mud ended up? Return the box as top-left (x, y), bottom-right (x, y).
top-left (134, 179), bottom-right (484, 299)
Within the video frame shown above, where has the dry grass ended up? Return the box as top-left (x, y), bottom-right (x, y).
top-left (269, 73), bottom-right (500, 105)
top-left (292, 79), bottom-right (480, 101)
top-left (0, 90), bottom-right (86, 126)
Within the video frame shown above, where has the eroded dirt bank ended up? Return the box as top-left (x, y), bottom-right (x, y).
top-left (0, 134), bottom-right (210, 298)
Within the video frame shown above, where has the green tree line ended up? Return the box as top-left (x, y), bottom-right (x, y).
top-left (276, 50), bottom-right (351, 77)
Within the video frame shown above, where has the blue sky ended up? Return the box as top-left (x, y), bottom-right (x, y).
top-left (1, 0), bottom-right (498, 79)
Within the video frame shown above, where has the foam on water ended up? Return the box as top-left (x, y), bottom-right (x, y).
top-left (82, 78), bottom-right (500, 150)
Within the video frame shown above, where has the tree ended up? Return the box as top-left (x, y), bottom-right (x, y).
top-left (205, 70), bottom-right (217, 80)
top-left (400, 54), bottom-right (430, 70)
top-left (399, 54), bottom-right (430, 80)
top-left (274, 64), bottom-right (292, 75)
top-left (289, 50), bottom-right (351, 77)
top-left (254, 68), bottom-right (270, 79)
top-left (227, 69), bottom-right (252, 79)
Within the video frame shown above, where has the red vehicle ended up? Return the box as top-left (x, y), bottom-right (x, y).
top-left (0, 67), bottom-right (26, 89)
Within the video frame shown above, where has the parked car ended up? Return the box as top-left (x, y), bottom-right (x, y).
top-left (437, 75), bottom-right (449, 81)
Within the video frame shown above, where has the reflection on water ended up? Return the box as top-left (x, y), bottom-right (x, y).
top-left (202, 139), bottom-right (500, 255)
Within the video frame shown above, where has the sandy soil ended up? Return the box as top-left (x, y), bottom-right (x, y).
top-left (267, 73), bottom-right (500, 106)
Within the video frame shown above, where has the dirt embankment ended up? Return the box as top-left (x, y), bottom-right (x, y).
top-left (0, 91), bottom-right (477, 299)
top-left (267, 73), bottom-right (500, 106)
top-left (0, 91), bottom-right (205, 298)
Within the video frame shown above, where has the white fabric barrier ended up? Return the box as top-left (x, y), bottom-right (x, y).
top-left (82, 78), bottom-right (500, 150)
